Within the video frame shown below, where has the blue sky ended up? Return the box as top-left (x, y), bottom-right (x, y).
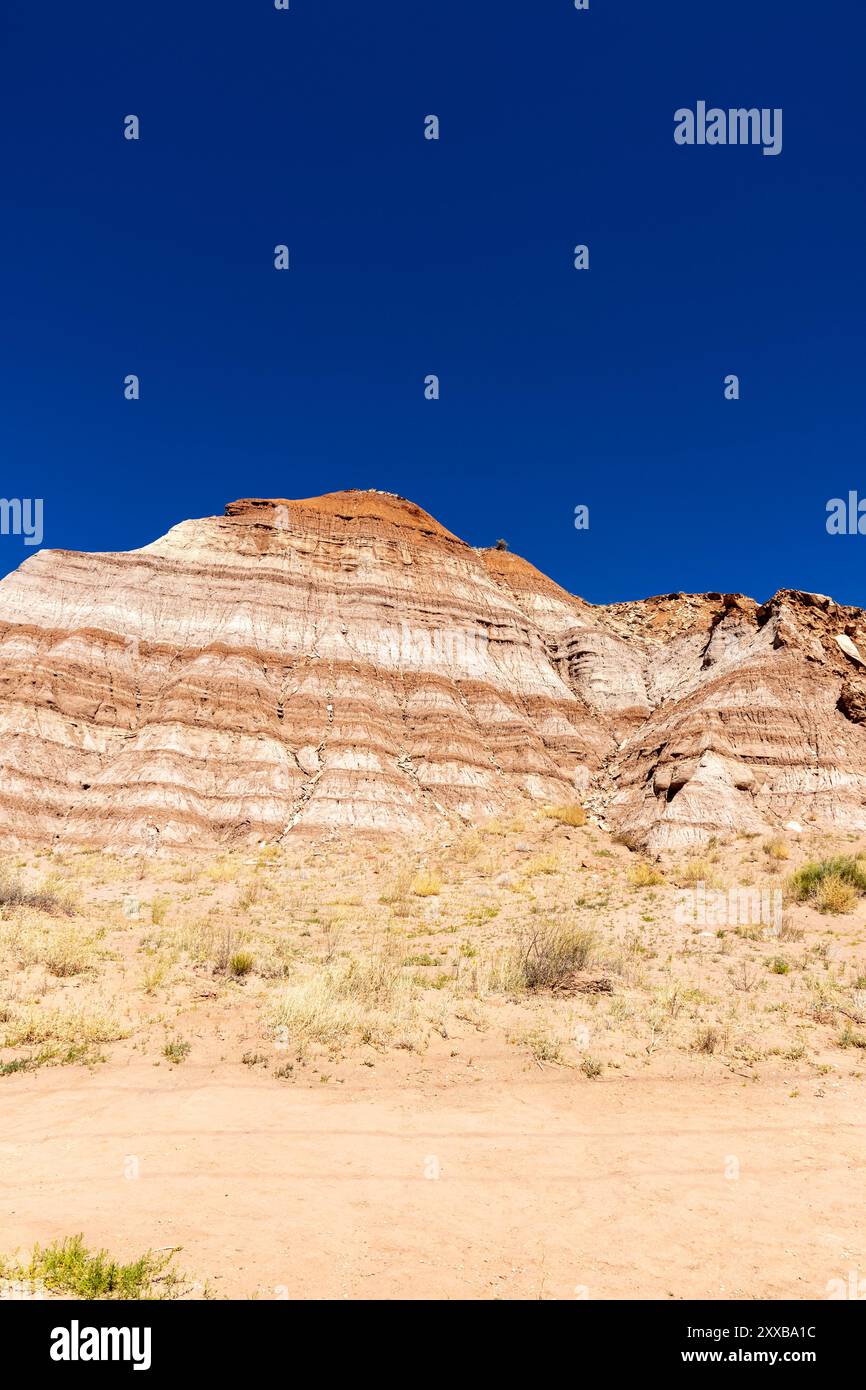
top-left (1, 0), bottom-right (864, 604)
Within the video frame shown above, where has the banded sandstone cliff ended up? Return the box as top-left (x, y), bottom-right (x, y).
top-left (0, 490), bottom-right (864, 853)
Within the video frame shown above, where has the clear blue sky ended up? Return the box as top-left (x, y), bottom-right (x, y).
top-left (1, 1), bottom-right (864, 604)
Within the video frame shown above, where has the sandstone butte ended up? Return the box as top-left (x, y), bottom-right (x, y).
top-left (0, 488), bottom-right (865, 855)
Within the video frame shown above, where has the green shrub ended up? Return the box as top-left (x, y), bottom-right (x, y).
top-left (229, 951), bottom-right (254, 978)
top-left (0, 1234), bottom-right (175, 1299)
top-left (789, 856), bottom-right (866, 903)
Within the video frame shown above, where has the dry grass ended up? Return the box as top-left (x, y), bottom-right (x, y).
top-left (523, 854), bottom-right (559, 877)
top-left (268, 945), bottom-right (421, 1051)
top-left (677, 859), bottom-right (718, 888)
top-left (3, 819), bottom-right (866, 1085)
top-left (379, 870), bottom-right (413, 904)
top-left (410, 871), bottom-right (442, 898)
top-left (0, 874), bottom-right (75, 915)
top-left (763, 838), bottom-right (790, 862)
top-left (543, 803), bottom-right (587, 828)
top-left (813, 874), bottom-right (857, 915)
top-left (628, 862), bottom-right (665, 888)
top-left (517, 1028), bottom-right (566, 1064)
top-left (517, 923), bottom-right (595, 991)
top-left (0, 915), bottom-right (101, 977)
top-left (3, 1000), bottom-right (127, 1049)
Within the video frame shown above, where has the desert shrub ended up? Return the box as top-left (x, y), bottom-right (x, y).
top-left (789, 856), bottom-right (866, 905)
top-left (162, 1038), bottom-right (191, 1064)
top-left (628, 862), bottom-right (665, 888)
top-left (517, 923), bottom-right (595, 991)
top-left (580, 1056), bottom-right (603, 1079)
top-left (0, 875), bottom-right (74, 916)
top-left (692, 1025), bottom-right (720, 1054)
top-left (0, 1234), bottom-right (176, 1299)
top-left (813, 874), bottom-right (857, 915)
top-left (43, 928), bottom-right (96, 978)
top-left (763, 838), bottom-right (789, 861)
top-left (543, 804), bottom-right (587, 828)
top-left (517, 1029), bottom-right (564, 1064)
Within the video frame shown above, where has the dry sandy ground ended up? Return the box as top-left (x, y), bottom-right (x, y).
top-left (2, 1059), bottom-right (862, 1300)
top-left (1, 815), bottom-right (866, 1299)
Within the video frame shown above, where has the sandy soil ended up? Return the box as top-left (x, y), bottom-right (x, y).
top-left (2, 1057), bottom-right (863, 1300)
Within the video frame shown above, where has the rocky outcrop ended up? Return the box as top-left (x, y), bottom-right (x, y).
top-left (0, 490), bottom-right (864, 853)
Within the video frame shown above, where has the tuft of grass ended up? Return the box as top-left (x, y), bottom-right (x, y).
top-left (172, 920), bottom-right (244, 973)
top-left (0, 1234), bottom-right (177, 1299)
top-left (229, 950), bottom-right (254, 978)
top-left (142, 955), bottom-right (173, 994)
top-left (692, 1025), bottom-right (720, 1055)
top-left (519, 1029), bottom-right (564, 1064)
top-left (410, 872), bottom-right (441, 898)
top-left (150, 897), bottom-right (170, 927)
top-left (543, 803), bottom-right (587, 828)
top-left (763, 838), bottom-right (789, 862)
top-left (162, 1038), bottom-right (191, 1065)
top-left (378, 869), bottom-right (414, 904)
top-left (235, 881), bottom-right (262, 911)
top-left (580, 1056), bottom-right (603, 1079)
top-left (768, 957), bottom-right (790, 975)
top-left (628, 862), bottom-right (665, 888)
top-left (678, 859), bottom-right (717, 888)
top-left (777, 915), bottom-right (804, 942)
top-left (0, 1056), bottom-right (38, 1076)
top-left (523, 854), bottom-right (559, 877)
top-left (517, 923), bottom-right (595, 991)
top-left (789, 856), bottom-right (866, 906)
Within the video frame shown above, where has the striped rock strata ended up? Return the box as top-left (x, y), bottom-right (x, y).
top-left (0, 491), bottom-right (864, 853)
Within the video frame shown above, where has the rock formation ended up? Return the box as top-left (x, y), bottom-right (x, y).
top-left (0, 490), bottom-right (864, 853)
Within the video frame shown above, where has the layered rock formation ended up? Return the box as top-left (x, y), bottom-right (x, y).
top-left (0, 490), bottom-right (864, 853)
